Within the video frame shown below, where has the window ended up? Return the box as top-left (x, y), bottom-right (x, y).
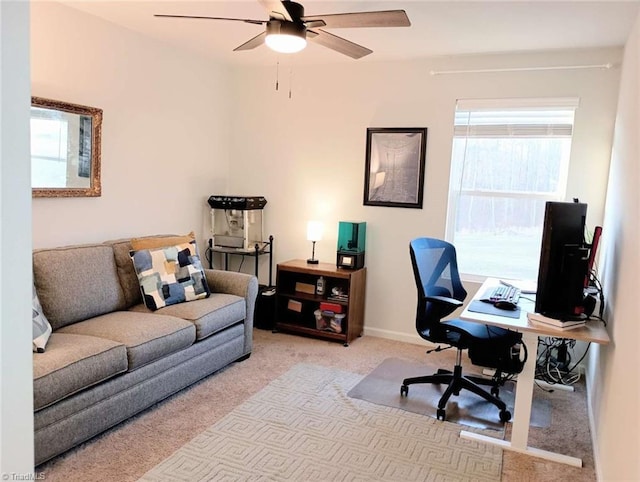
top-left (446, 98), bottom-right (578, 280)
top-left (31, 108), bottom-right (69, 188)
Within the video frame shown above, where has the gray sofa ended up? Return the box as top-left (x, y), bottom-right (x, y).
top-left (32, 237), bottom-right (258, 465)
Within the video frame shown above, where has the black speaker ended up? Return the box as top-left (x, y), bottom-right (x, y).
top-left (254, 285), bottom-right (276, 330)
top-left (582, 294), bottom-right (597, 317)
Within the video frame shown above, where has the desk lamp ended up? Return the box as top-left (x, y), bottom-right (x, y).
top-left (306, 221), bottom-right (323, 264)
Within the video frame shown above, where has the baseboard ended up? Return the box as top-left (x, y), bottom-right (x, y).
top-left (363, 326), bottom-right (431, 347)
top-left (585, 366), bottom-right (603, 481)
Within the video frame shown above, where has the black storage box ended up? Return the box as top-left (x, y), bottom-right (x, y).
top-left (254, 285), bottom-right (276, 330)
top-left (468, 334), bottom-right (526, 375)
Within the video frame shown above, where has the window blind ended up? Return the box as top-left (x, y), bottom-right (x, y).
top-left (454, 110), bottom-right (576, 137)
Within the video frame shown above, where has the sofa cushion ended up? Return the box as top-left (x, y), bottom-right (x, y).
top-left (130, 241), bottom-right (210, 311)
top-left (33, 244), bottom-right (127, 330)
top-left (129, 293), bottom-right (245, 341)
top-left (107, 239), bottom-right (142, 307)
top-left (56, 311), bottom-right (196, 370)
top-left (33, 333), bottom-right (128, 410)
top-left (32, 285), bottom-right (52, 353)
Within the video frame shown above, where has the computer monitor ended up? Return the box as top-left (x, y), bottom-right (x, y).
top-left (535, 201), bottom-right (589, 320)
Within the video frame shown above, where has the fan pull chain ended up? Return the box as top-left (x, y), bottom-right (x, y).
top-left (275, 61), bottom-right (279, 91)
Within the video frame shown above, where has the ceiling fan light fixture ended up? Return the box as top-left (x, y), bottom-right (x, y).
top-left (265, 20), bottom-right (307, 54)
top-left (266, 34), bottom-right (307, 53)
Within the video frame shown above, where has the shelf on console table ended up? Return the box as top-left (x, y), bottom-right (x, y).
top-left (274, 259), bottom-right (366, 346)
top-left (208, 235), bottom-right (273, 280)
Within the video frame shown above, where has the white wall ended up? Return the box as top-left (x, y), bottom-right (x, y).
top-left (228, 48), bottom-right (621, 342)
top-left (31, 2), bottom-right (233, 250)
top-left (588, 13), bottom-right (640, 481)
top-left (0, 0), bottom-right (34, 474)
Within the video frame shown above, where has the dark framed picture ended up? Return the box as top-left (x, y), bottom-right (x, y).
top-left (363, 127), bottom-right (427, 208)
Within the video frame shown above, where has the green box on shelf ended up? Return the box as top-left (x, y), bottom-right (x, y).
top-left (337, 221), bottom-right (366, 269)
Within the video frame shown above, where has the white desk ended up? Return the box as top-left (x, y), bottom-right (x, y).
top-left (459, 278), bottom-right (610, 467)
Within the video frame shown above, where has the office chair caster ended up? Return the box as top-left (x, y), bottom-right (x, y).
top-left (499, 410), bottom-right (512, 423)
top-left (437, 408), bottom-right (446, 421)
top-left (400, 385), bottom-right (408, 397)
top-left (491, 386), bottom-right (500, 397)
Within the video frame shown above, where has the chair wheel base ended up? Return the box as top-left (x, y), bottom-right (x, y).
top-left (437, 408), bottom-right (446, 421)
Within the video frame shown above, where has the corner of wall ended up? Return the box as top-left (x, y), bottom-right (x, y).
top-left (1, 0), bottom-right (35, 474)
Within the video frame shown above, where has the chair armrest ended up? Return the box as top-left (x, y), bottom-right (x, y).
top-left (425, 295), bottom-right (463, 308)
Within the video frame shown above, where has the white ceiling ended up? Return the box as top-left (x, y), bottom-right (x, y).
top-left (61, 1), bottom-right (640, 65)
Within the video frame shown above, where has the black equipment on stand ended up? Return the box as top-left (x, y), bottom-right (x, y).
top-left (254, 235), bottom-right (276, 330)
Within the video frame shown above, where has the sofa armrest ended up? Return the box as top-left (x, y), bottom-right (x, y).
top-left (204, 269), bottom-right (258, 355)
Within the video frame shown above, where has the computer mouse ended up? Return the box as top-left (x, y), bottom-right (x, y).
top-left (494, 300), bottom-right (518, 311)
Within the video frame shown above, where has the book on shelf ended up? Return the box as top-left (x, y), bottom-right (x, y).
top-left (327, 296), bottom-right (348, 303)
top-left (294, 282), bottom-right (315, 295)
top-left (527, 312), bottom-right (586, 331)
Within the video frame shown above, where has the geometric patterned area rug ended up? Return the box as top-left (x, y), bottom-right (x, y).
top-left (138, 364), bottom-right (503, 482)
top-left (347, 357), bottom-right (551, 432)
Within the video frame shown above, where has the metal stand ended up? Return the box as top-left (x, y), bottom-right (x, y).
top-left (208, 235), bottom-right (273, 282)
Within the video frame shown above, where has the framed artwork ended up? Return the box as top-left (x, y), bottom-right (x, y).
top-left (363, 127), bottom-right (427, 208)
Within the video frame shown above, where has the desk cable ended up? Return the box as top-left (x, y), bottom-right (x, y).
top-left (535, 337), bottom-right (590, 388)
top-left (236, 256), bottom-right (245, 272)
top-left (587, 270), bottom-right (607, 327)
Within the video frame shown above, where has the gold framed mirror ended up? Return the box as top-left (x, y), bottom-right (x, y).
top-left (31, 97), bottom-right (102, 197)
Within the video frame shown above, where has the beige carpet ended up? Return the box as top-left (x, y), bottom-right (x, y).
top-left (38, 330), bottom-right (596, 482)
top-left (347, 357), bottom-right (551, 431)
top-left (139, 363), bottom-right (503, 481)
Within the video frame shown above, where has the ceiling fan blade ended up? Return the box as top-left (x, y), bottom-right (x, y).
top-left (302, 10), bottom-right (410, 29)
top-left (233, 32), bottom-right (267, 51)
top-left (307, 29), bottom-right (372, 60)
top-left (304, 20), bottom-right (326, 29)
top-left (154, 14), bottom-right (265, 25)
top-left (258, 0), bottom-right (293, 22)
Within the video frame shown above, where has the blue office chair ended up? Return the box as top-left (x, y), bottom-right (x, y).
top-left (401, 237), bottom-right (524, 423)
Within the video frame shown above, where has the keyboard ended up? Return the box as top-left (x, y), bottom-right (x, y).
top-left (484, 285), bottom-right (521, 305)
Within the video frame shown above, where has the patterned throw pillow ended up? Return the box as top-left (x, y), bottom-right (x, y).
top-left (33, 285), bottom-right (52, 353)
top-left (130, 240), bottom-right (210, 311)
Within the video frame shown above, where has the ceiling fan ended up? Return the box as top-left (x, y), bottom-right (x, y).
top-left (155, 0), bottom-right (411, 59)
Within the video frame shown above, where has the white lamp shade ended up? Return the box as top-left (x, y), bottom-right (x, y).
top-left (307, 221), bottom-right (323, 242)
